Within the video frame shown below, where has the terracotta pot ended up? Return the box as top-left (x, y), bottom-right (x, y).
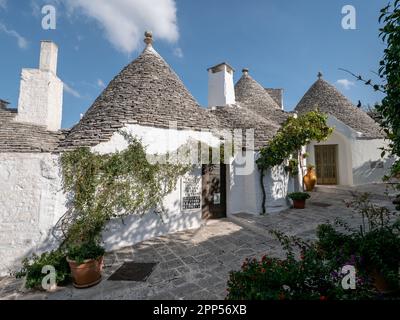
top-left (67, 256), bottom-right (104, 289)
top-left (303, 168), bottom-right (317, 191)
top-left (369, 268), bottom-right (399, 294)
top-left (293, 199), bottom-right (306, 209)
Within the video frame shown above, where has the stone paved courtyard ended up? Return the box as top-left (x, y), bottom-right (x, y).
top-left (0, 184), bottom-right (396, 300)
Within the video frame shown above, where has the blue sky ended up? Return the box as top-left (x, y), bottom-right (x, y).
top-left (0, 0), bottom-right (388, 129)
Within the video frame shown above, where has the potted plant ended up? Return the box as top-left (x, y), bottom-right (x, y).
top-left (64, 210), bottom-right (107, 289)
top-left (303, 164), bottom-right (317, 191)
top-left (66, 240), bottom-right (105, 289)
top-left (288, 192), bottom-right (311, 209)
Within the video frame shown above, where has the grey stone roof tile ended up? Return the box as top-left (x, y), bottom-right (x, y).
top-left (0, 105), bottom-right (66, 153)
top-left (209, 104), bottom-right (281, 150)
top-left (265, 88), bottom-right (283, 109)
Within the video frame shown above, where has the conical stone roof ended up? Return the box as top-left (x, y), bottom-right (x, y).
top-left (295, 77), bottom-right (383, 139)
top-left (235, 70), bottom-right (288, 125)
top-left (61, 34), bottom-right (219, 150)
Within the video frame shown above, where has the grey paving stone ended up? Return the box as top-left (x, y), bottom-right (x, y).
top-left (176, 265), bottom-right (191, 274)
top-left (172, 282), bottom-right (202, 299)
top-left (181, 256), bottom-right (197, 265)
top-left (148, 291), bottom-right (176, 300)
top-left (172, 277), bottom-right (187, 287)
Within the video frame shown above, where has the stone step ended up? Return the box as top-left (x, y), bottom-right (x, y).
top-left (228, 214), bottom-right (273, 239)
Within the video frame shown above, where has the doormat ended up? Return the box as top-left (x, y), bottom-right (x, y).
top-left (108, 262), bottom-right (158, 282)
top-left (311, 202), bottom-right (332, 208)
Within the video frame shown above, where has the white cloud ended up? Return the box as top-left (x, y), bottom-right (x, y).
top-left (62, 0), bottom-right (179, 54)
top-left (336, 79), bottom-right (355, 90)
top-left (0, 23), bottom-right (28, 49)
top-left (64, 83), bottom-right (81, 98)
top-left (0, 0), bottom-right (7, 9)
top-left (173, 47), bottom-right (183, 58)
top-left (97, 79), bottom-right (106, 88)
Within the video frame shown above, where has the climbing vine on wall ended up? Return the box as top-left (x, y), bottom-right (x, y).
top-left (60, 133), bottom-right (192, 245)
top-left (256, 111), bottom-right (333, 214)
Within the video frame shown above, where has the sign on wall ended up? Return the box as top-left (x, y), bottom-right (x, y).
top-left (181, 175), bottom-right (201, 211)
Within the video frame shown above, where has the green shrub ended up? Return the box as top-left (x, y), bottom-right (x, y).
top-left (67, 241), bottom-right (105, 265)
top-left (307, 163), bottom-right (315, 170)
top-left (15, 250), bottom-right (71, 289)
top-left (288, 192), bottom-right (311, 201)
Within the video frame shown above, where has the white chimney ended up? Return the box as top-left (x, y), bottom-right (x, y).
top-left (208, 62), bottom-right (236, 108)
top-left (16, 41), bottom-right (63, 131)
top-left (39, 41), bottom-right (59, 74)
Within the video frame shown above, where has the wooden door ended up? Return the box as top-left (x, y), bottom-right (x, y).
top-left (202, 164), bottom-right (227, 219)
top-left (315, 145), bottom-right (338, 185)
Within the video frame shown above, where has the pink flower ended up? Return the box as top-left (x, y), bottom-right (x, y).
top-left (262, 255), bottom-right (268, 262)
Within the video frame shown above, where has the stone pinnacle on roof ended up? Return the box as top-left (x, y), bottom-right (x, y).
top-left (242, 68), bottom-right (249, 76)
top-left (0, 99), bottom-right (10, 109)
top-left (317, 71), bottom-right (323, 79)
top-left (144, 31), bottom-right (153, 46)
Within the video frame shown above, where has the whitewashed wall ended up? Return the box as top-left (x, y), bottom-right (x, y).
top-left (103, 168), bottom-right (203, 251)
top-left (0, 153), bottom-right (65, 276)
top-left (227, 151), bottom-right (292, 215)
top-left (92, 124), bottom-right (221, 156)
top-left (352, 139), bottom-right (393, 185)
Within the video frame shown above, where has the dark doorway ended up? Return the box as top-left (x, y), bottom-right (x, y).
top-left (315, 145), bottom-right (338, 185)
top-left (202, 164), bottom-right (227, 219)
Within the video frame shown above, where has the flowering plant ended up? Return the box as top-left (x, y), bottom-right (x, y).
top-left (318, 193), bottom-right (400, 289)
top-left (226, 231), bottom-right (373, 300)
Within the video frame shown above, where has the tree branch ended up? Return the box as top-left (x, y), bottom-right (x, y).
top-left (338, 68), bottom-right (386, 93)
